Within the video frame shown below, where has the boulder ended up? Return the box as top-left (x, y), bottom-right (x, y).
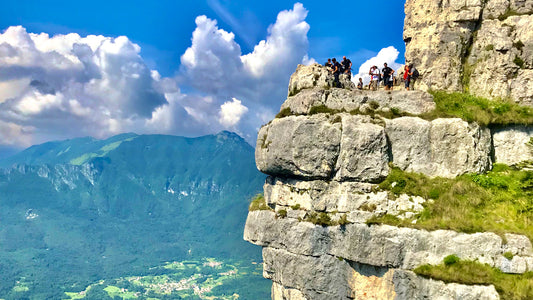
top-left (334, 115), bottom-right (389, 182)
top-left (492, 125), bottom-right (533, 165)
top-left (287, 64), bottom-right (354, 96)
top-left (385, 117), bottom-right (492, 177)
top-left (255, 115), bottom-right (342, 179)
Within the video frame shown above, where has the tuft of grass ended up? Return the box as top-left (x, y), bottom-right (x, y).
top-left (289, 87), bottom-right (301, 97)
top-left (277, 209), bottom-right (287, 218)
top-left (503, 252), bottom-right (514, 260)
top-left (306, 212), bottom-right (333, 226)
top-left (290, 204), bottom-right (301, 210)
top-left (304, 211), bottom-right (351, 227)
top-left (275, 107), bottom-right (294, 118)
top-left (422, 91), bottom-right (533, 126)
top-left (359, 203), bottom-right (377, 212)
top-left (370, 165), bottom-right (533, 241)
top-left (443, 254), bottom-right (460, 266)
top-left (484, 44), bottom-right (494, 51)
top-left (337, 214), bottom-right (349, 226)
top-left (414, 258), bottom-right (533, 300)
top-left (369, 101), bottom-right (380, 110)
top-left (498, 8), bottom-right (523, 21)
top-left (249, 194), bottom-right (272, 211)
top-left (309, 105), bottom-right (343, 115)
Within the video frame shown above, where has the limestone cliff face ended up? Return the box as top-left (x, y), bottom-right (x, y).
top-left (244, 64), bottom-right (533, 299)
top-left (404, 0), bottom-right (533, 105)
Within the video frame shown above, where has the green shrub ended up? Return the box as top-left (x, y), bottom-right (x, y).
top-left (306, 212), bottom-right (333, 226)
top-left (359, 203), bottom-right (377, 212)
top-left (503, 252), bottom-right (514, 260)
top-left (309, 105), bottom-right (341, 115)
top-left (289, 87), bottom-right (301, 97)
top-left (275, 107), bottom-right (293, 118)
top-left (277, 209), bottom-right (287, 218)
top-left (369, 101), bottom-right (380, 110)
top-left (514, 56), bottom-right (525, 69)
top-left (443, 254), bottom-right (460, 266)
top-left (290, 204), bottom-right (301, 210)
top-left (249, 194), bottom-right (272, 211)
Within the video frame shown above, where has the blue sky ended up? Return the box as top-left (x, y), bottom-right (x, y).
top-left (0, 1), bottom-right (406, 152)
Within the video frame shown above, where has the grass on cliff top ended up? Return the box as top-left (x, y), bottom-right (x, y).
top-left (367, 164), bottom-right (533, 241)
top-left (275, 90), bottom-right (533, 126)
top-left (414, 255), bottom-right (533, 300)
top-left (421, 91), bottom-right (533, 126)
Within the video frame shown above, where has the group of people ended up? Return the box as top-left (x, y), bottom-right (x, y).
top-left (361, 63), bottom-right (419, 91)
top-left (323, 57), bottom-right (420, 91)
top-left (324, 56), bottom-right (352, 86)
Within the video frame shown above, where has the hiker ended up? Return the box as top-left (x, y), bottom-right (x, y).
top-left (369, 65), bottom-right (380, 91)
top-left (357, 78), bottom-right (363, 90)
top-left (341, 56), bottom-right (352, 80)
top-left (409, 64), bottom-right (419, 90)
top-left (325, 58), bottom-right (333, 69)
top-left (332, 58), bottom-right (342, 87)
top-left (403, 64), bottom-right (410, 90)
top-left (382, 63), bottom-right (394, 90)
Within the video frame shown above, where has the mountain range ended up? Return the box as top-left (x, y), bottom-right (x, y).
top-left (0, 131), bottom-right (267, 299)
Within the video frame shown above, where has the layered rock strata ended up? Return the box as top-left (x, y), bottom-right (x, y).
top-left (404, 0), bottom-right (533, 105)
top-left (245, 64), bottom-right (533, 299)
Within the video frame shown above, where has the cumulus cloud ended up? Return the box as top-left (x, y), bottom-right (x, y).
top-left (353, 46), bottom-right (403, 85)
top-left (0, 3), bottom-right (313, 148)
top-left (218, 98), bottom-right (248, 127)
top-left (174, 3), bottom-right (311, 140)
top-left (0, 25), bottom-right (169, 145)
top-left (0, 120), bottom-right (33, 147)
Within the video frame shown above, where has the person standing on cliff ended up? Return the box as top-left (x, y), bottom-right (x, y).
top-left (382, 63), bottom-right (394, 90)
top-left (409, 63), bottom-right (419, 90)
top-left (357, 78), bottom-right (363, 90)
top-left (325, 58), bottom-right (332, 69)
top-left (403, 64), bottom-right (410, 90)
top-left (341, 56), bottom-right (352, 80)
top-left (369, 66), bottom-right (380, 91)
top-left (332, 58), bottom-right (341, 87)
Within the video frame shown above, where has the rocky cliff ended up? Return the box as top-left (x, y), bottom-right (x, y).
top-left (404, 0), bottom-right (532, 105)
top-left (244, 64), bottom-right (533, 299)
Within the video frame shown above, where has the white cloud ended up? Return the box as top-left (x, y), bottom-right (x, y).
top-left (0, 3), bottom-right (313, 148)
top-left (241, 3), bottom-right (309, 78)
top-left (353, 46), bottom-right (403, 85)
top-left (0, 119), bottom-right (33, 147)
top-left (175, 2), bottom-right (311, 141)
top-left (0, 25), bottom-right (169, 145)
top-left (219, 98), bottom-right (248, 127)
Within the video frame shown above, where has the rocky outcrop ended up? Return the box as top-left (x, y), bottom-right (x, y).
top-left (404, 0), bottom-right (533, 105)
top-left (257, 113), bottom-right (493, 179)
top-left (246, 64), bottom-right (533, 299)
top-left (385, 117), bottom-right (492, 177)
top-left (288, 63), bottom-right (354, 95)
top-left (492, 125), bottom-right (533, 165)
top-left (281, 88), bottom-right (436, 116)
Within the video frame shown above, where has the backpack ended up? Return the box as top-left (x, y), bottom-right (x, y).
top-left (411, 68), bottom-right (420, 79)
